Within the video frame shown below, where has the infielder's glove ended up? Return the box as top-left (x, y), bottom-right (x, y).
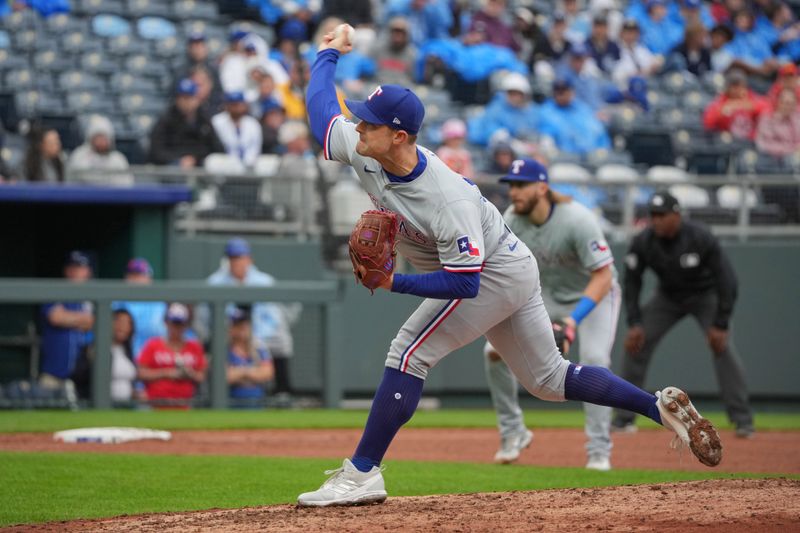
top-left (552, 319), bottom-right (576, 356)
top-left (348, 210), bottom-right (399, 294)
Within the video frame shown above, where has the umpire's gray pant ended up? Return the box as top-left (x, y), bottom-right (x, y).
top-left (614, 289), bottom-right (753, 427)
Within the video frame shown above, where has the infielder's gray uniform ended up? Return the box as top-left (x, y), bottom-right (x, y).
top-left (325, 115), bottom-right (571, 399)
top-left (485, 200), bottom-right (621, 460)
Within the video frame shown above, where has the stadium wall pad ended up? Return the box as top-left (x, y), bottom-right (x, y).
top-left (167, 237), bottom-right (800, 400)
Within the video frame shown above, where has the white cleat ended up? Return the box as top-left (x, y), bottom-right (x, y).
top-left (585, 455), bottom-right (612, 471)
top-left (297, 458), bottom-right (387, 507)
top-left (656, 386), bottom-right (723, 467)
top-left (494, 429), bottom-right (534, 464)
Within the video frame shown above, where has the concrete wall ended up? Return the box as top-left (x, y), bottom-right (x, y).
top-left (168, 234), bottom-right (800, 399)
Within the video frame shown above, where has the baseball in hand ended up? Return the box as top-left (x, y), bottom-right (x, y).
top-left (334, 23), bottom-right (355, 46)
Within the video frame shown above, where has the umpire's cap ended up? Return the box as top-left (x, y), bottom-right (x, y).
top-left (648, 191), bottom-right (680, 214)
top-left (345, 85), bottom-right (425, 135)
top-left (499, 158), bottom-right (549, 184)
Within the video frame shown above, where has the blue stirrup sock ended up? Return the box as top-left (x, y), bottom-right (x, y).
top-left (563, 363), bottom-right (662, 424)
top-left (351, 367), bottom-right (425, 472)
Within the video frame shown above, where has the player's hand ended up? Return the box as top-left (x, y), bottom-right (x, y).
top-left (318, 23), bottom-right (353, 55)
top-left (624, 325), bottom-right (645, 355)
top-left (707, 327), bottom-right (728, 355)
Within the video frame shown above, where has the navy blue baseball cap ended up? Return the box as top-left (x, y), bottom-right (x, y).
top-left (165, 302), bottom-right (190, 324)
top-left (227, 305), bottom-right (251, 323)
top-left (188, 31), bottom-right (206, 42)
top-left (176, 78), bottom-right (198, 96)
top-left (65, 250), bottom-right (91, 267)
top-left (225, 237), bottom-right (251, 257)
top-left (224, 91), bottom-right (246, 103)
top-left (499, 158), bottom-right (549, 184)
top-left (344, 85), bottom-right (425, 135)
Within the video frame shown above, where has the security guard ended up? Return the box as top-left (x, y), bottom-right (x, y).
top-left (613, 191), bottom-right (755, 437)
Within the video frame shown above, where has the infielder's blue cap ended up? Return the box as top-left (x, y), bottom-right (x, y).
top-left (65, 250), bottom-right (91, 267)
top-left (176, 78), bottom-right (198, 96)
top-left (225, 237), bottom-right (251, 257)
top-left (345, 85), bottom-right (425, 135)
top-left (499, 158), bottom-right (549, 184)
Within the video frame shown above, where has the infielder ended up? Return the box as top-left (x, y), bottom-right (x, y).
top-left (297, 25), bottom-right (722, 507)
top-left (484, 158), bottom-right (620, 471)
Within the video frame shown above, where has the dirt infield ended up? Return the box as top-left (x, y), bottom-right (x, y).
top-left (9, 479), bottom-right (800, 532)
top-left (4, 428), bottom-right (800, 531)
top-left (1, 427), bottom-right (799, 473)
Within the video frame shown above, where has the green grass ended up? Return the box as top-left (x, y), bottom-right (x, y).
top-left (2, 451), bottom-right (791, 527)
top-left (1, 409), bottom-right (799, 433)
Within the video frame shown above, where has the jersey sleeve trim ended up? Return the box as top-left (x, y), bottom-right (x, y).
top-left (442, 263), bottom-right (484, 273)
top-left (588, 256), bottom-right (615, 271)
top-left (323, 113), bottom-right (343, 160)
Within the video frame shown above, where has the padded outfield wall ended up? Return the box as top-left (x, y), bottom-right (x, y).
top-left (168, 236), bottom-right (800, 400)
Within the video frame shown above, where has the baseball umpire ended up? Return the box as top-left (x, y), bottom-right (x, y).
top-left (613, 191), bottom-right (755, 437)
top-left (296, 24), bottom-right (723, 508)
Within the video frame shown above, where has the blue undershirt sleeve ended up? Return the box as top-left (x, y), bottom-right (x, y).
top-left (306, 48), bottom-right (344, 145)
top-left (391, 270), bottom-right (480, 299)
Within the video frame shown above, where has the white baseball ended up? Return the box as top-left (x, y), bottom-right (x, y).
top-left (334, 23), bottom-right (355, 45)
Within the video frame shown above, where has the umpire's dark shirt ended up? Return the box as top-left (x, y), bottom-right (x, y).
top-left (624, 220), bottom-right (737, 329)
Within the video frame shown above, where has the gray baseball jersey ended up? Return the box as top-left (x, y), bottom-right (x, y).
top-left (325, 115), bottom-right (570, 400)
top-left (487, 199), bottom-right (621, 459)
top-left (504, 201), bottom-right (617, 305)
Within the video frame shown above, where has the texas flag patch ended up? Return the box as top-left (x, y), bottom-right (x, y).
top-left (457, 236), bottom-right (480, 257)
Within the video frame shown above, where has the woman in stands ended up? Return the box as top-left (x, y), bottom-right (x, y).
top-left (23, 126), bottom-right (64, 182)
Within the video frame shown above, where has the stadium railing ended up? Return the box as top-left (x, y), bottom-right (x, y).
top-left (0, 279), bottom-right (343, 409)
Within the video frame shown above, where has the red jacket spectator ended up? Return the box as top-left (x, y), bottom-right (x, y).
top-left (767, 63), bottom-right (800, 107)
top-left (703, 70), bottom-right (769, 140)
top-left (755, 88), bottom-right (800, 157)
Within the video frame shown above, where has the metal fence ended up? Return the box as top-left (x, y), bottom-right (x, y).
top-left (0, 279), bottom-right (343, 409)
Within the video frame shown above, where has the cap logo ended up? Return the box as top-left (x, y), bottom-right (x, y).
top-left (393, 117), bottom-right (401, 125)
top-left (652, 195), bottom-right (664, 206)
top-left (511, 159), bottom-right (525, 174)
top-left (367, 86), bottom-right (383, 101)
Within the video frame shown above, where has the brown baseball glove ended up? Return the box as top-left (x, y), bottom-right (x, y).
top-left (348, 210), bottom-right (399, 293)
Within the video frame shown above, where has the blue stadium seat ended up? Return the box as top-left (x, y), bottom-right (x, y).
top-left (91, 13), bottom-right (131, 38)
top-left (3, 69), bottom-right (36, 90)
top-left (15, 91), bottom-right (64, 118)
top-left (46, 13), bottom-right (89, 34)
top-left (125, 54), bottom-right (170, 79)
top-left (174, 0), bottom-right (219, 21)
top-left (11, 29), bottom-right (38, 53)
top-left (152, 36), bottom-right (181, 59)
top-left (0, 49), bottom-right (28, 72)
top-left (80, 51), bottom-right (120, 75)
top-left (58, 71), bottom-right (106, 92)
top-left (109, 72), bottom-right (160, 94)
top-left (77, 0), bottom-right (126, 16)
top-left (119, 93), bottom-right (166, 115)
top-left (126, 0), bottom-right (171, 18)
top-left (136, 16), bottom-right (177, 40)
top-left (0, 31), bottom-right (9, 49)
top-left (66, 91), bottom-right (116, 115)
top-left (33, 50), bottom-right (75, 73)
top-left (108, 34), bottom-right (151, 56)
top-left (61, 31), bottom-right (104, 54)
top-left (128, 113), bottom-right (158, 135)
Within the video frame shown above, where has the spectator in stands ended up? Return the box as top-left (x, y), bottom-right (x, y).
top-left (754, 1), bottom-right (800, 58)
top-left (278, 60), bottom-right (313, 121)
top-left (138, 303), bottom-right (207, 408)
top-left (219, 29), bottom-right (249, 94)
top-left (66, 115), bottom-right (133, 186)
top-left (639, 0), bottom-right (684, 54)
top-left (703, 68), bottom-right (769, 140)
top-left (261, 101), bottom-right (286, 154)
top-left (248, 67), bottom-right (280, 119)
top-left (487, 139), bottom-right (516, 174)
top-left (190, 65), bottom-right (224, 117)
top-left (149, 78), bottom-right (224, 168)
top-left (709, 23), bottom-right (735, 72)
top-left (613, 19), bottom-right (663, 87)
top-left (755, 87), bottom-right (800, 157)
top-left (767, 62), bottom-right (800, 105)
top-left (467, 73), bottom-right (540, 146)
top-left (0, 122), bottom-right (17, 183)
top-left (108, 308), bottom-right (138, 402)
top-left (436, 118), bottom-right (474, 179)
top-left (321, 0), bottom-right (372, 26)
top-left (373, 17), bottom-right (418, 87)
top-left (39, 251), bottom-right (94, 390)
top-left (23, 127), bottom-right (64, 182)
top-left (204, 238), bottom-right (299, 407)
top-left (211, 92), bottom-right (263, 168)
top-left (727, 9), bottom-right (778, 79)
top-left (113, 258), bottom-right (167, 359)
top-left (514, 7), bottom-right (557, 70)
top-left (677, 0), bottom-right (715, 31)
top-left (227, 306), bottom-right (275, 405)
top-left (585, 13), bottom-right (621, 73)
top-left (537, 78), bottom-right (612, 156)
top-left (464, 0), bottom-right (520, 53)
top-left (277, 120), bottom-right (312, 156)
top-left (665, 23), bottom-right (712, 77)
top-left (555, 42), bottom-right (618, 113)
top-left (560, 0), bottom-right (592, 44)
top-left (175, 32), bottom-right (221, 94)
top-left (243, 34), bottom-right (290, 104)
top-left (383, 0), bottom-right (453, 47)
top-left (544, 12), bottom-right (573, 65)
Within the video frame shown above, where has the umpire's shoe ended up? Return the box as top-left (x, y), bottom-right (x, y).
top-left (656, 387), bottom-right (723, 467)
top-left (297, 458), bottom-right (387, 507)
top-left (494, 429), bottom-right (534, 464)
